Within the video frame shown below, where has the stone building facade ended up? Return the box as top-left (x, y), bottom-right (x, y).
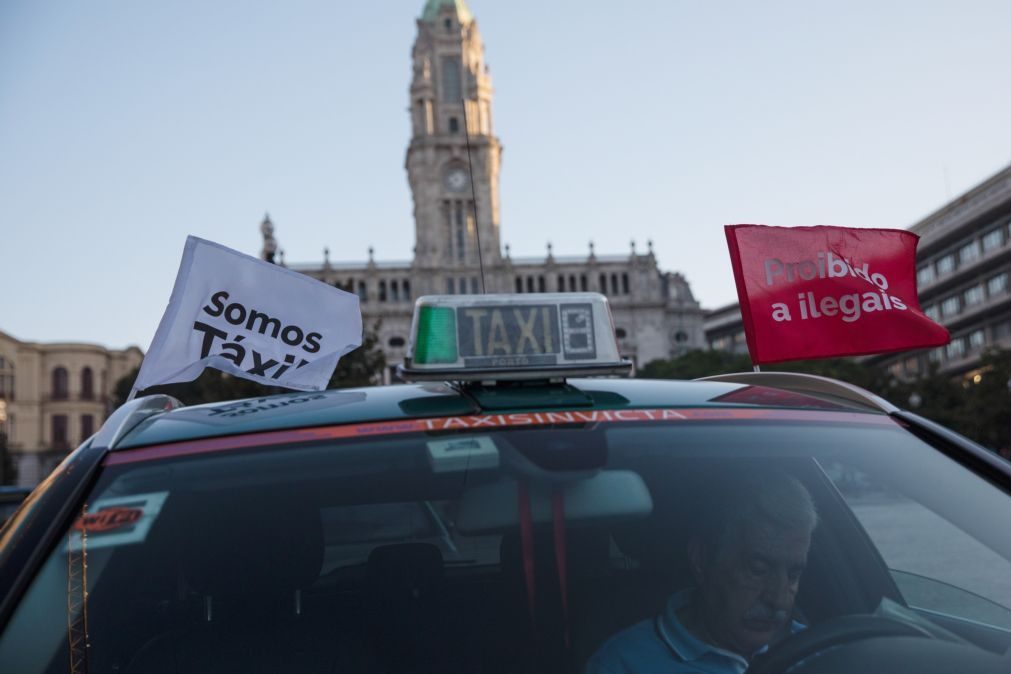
top-left (0, 330), bottom-right (142, 485)
top-left (279, 0), bottom-right (705, 378)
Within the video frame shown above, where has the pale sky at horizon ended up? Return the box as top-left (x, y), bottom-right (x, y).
top-left (2, 0), bottom-right (1010, 350)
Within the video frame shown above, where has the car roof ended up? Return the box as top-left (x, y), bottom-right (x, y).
top-left (113, 377), bottom-right (887, 450)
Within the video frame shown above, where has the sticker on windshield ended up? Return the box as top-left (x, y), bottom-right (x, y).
top-left (67, 491), bottom-right (169, 551)
top-left (427, 435), bottom-right (499, 473)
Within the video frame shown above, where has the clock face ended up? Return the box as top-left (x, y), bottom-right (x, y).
top-left (445, 168), bottom-right (469, 193)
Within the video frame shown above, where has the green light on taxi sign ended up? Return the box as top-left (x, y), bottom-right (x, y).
top-left (413, 306), bottom-right (458, 364)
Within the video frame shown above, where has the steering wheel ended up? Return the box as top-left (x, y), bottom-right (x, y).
top-left (746, 613), bottom-right (939, 674)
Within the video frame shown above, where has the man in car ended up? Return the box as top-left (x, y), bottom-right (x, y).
top-left (586, 470), bottom-right (817, 674)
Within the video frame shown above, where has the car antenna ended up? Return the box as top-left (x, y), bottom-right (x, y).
top-left (461, 98), bottom-right (487, 294)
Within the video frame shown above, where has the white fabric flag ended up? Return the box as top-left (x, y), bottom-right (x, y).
top-left (132, 236), bottom-right (362, 395)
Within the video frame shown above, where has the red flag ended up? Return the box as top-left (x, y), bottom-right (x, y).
top-left (725, 224), bottom-right (950, 365)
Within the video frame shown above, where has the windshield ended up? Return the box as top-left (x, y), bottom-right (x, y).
top-left (3, 414), bottom-right (1011, 673)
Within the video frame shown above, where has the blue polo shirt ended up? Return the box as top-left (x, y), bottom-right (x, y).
top-left (585, 590), bottom-right (803, 674)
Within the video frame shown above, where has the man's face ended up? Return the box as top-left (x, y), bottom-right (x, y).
top-left (696, 517), bottom-right (812, 657)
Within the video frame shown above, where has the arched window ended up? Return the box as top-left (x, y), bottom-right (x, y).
top-left (599, 273), bottom-right (607, 293)
top-left (441, 56), bottom-right (461, 103)
top-left (357, 281), bottom-right (367, 302)
top-left (81, 367), bottom-right (94, 400)
top-left (391, 280), bottom-right (400, 302)
top-left (557, 275), bottom-right (566, 292)
top-left (538, 276), bottom-right (546, 293)
top-left (379, 280), bottom-right (388, 302)
top-left (449, 117), bottom-right (460, 134)
top-left (580, 275), bottom-right (588, 292)
top-left (622, 273), bottom-right (630, 294)
top-left (526, 277), bottom-right (535, 293)
top-left (515, 277), bottom-right (523, 293)
top-left (52, 367), bottom-right (69, 400)
top-left (403, 280), bottom-right (412, 300)
top-left (388, 336), bottom-right (406, 348)
top-left (611, 274), bottom-right (619, 295)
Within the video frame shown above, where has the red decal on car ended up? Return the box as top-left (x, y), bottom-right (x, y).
top-left (73, 507), bottom-right (143, 534)
top-left (105, 408), bottom-right (895, 466)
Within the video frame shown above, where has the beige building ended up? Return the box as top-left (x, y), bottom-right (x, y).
top-left (274, 0), bottom-right (706, 376)
top-left (0, 329), bottom-right (142, 485)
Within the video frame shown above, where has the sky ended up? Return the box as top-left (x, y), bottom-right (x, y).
top-left (2, 0), bottom-right (1010, 350)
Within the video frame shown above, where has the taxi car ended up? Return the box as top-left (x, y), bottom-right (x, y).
top-left (2, 293), bottom-right (1011, 673)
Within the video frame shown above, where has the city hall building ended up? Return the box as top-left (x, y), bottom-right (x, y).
top-left (268, 0), bottom-right (706, 379)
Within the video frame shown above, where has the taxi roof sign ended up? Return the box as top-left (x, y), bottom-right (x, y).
top-left (398, 293), bottom-right (632, 382)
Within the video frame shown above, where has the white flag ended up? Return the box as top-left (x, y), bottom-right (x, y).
top-left (132, 236), bottom-right (363, 394)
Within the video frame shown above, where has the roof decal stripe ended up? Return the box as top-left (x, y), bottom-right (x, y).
top-left (103, 407), bottom-right (896, 467)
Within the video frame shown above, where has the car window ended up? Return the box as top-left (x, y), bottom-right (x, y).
top-left (825, 460), bottom-right (1011, 628)
top-left (2, 414), bottom-right (1011, 673)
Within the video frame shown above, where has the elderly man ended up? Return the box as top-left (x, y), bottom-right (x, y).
top-left (586, 470), bottom-right (818, 674)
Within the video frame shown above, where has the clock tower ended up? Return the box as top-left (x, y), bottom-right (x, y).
top-left (407, 0), bottom-right (503, 293)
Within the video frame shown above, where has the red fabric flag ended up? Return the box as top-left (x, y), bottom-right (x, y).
top-left (725, 224), bottom-right (950, 365)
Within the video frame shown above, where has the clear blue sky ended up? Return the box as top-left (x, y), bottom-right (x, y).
top-left (2, 0), bottom-right (1010, 350)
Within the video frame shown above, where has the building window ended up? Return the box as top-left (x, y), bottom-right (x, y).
top-left (611, 274), bottom-right (619, 295)
top-left (81, 367), bottom-right (94, 400)
top-left (526, 276), bottom-right (534, 293)
top-left (0, 358), bottom-right (13, 401)
top-left (388, 336), bottom-right (406, 348)
top-left (622, 273), bottom-right (630, 294)
top-left (959, 241), bottom-right (980, 265)
top-left (51, 414), bottom-right (69, 450)
top-left (558, 275), bottom-right (566, 292)
top-left (599, 273), bottom-right (607, 294)
top-left (963, 285), bottom-right (984, 307)
top-left (917, 265), bottom-right (935, 286)
top-left (391, 280), bottom-right (400, 302)
top-left (537, 276), bottom-right (545, 293)
top-left (446, 278), bottom-right (456, 294)
top-left (904, 357), bottom-right (920, 375)
top-left (675, 331), bottom-right (689, 344)
top-left (379, 280), bottom-right (388, 302)
top-left (615, 328), bottom-right (627, 339)
top-left (454, 201), bottom-right (467, 261)
top-left (936, 254), bottom-right (956, 276)
top-left (941, 296), bottom-right (960, 317)
top-left (946, 338), bottom-right (966, 360)
top-left (444, 17), bottom-right (452, 31)
top-left (569, 275), bottom-right (577, 292)
top-left (52, 367), bottom-right (69, 400)
top-left (924, 305), bottom-right (940, 321)
top-left (515, 277), bottom-right (523, 293)
top-left (982, 228), bottom-right (1004, 252)
top-left (357, 281), bottom-right (367, 302)
top-left (988, 273), bottom-right (1008, 297)
top-left (968, 330), bottom-right (986, 351)
top-left (471, 277), bottom-right (479, 294)
top-left (448, 117), bottom-right (460, 134)
top-left (403, 280), bottom-right (412, 300)
top-left (580, 275), bottom-right (588, 292)
top-left (81, 414), bottom-right (95, 441)
top-left (441, 56), bottom-right (462, 103)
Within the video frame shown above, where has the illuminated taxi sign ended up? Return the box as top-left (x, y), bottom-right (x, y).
top-left (399, 293), bottom-right (631, 381)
